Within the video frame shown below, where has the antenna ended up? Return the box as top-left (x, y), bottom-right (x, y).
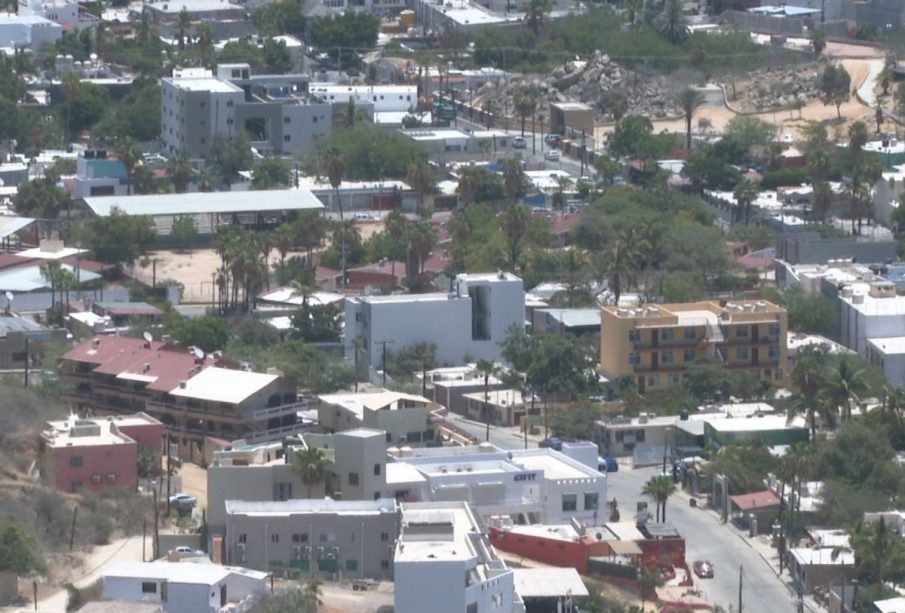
top-left (143, 331), bottom-right (153, 343)
top-left (192, 347), bottom-right (205, 360)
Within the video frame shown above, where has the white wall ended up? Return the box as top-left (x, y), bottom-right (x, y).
top-left (840, 300), bottom-right (905, 356)
top-left (102, 577), bottom-right (218, 613)
top-left (395, 559), bottom-right (467, 613)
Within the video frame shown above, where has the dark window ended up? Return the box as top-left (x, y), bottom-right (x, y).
top-left (584, 493), bottom-right (599, 510)
top-left (348, 472), bottom-right (359, 486)
top-left (141, 582), bottom-right (157, 594)
top-left (562, 494), bottom-right (577, 512)
top-left (381, 560), bottom-right (389, 569)
top-left (270, 533), bottom-right (279, 543)
top-left (380, 532), bottom-right (389, 542)
top-left (284, 116), bottom-right (291, 124)
top-left (70, 456), bottom-right (83, 467)
top-left (238, 534), bottom-right (247, 543)
top-left (374, 463), bottom-right (381, 476)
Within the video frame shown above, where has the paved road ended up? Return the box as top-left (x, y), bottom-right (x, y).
top-left (448, 417), bottom-right (799, 612)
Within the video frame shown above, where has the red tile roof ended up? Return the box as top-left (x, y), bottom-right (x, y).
top-left (730, 490), bottom-right (780, 511)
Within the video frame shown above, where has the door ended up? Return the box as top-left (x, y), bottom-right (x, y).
top-left (751, 325), bottom-right (759, 343)
top-left (752, 347), bottom-right (759, 366)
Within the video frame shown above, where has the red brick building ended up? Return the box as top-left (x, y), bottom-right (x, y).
top-left (39, 413), bottom-right (164, 494)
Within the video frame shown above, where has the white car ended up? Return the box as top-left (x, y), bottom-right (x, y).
top-left (172, 546), bottom-right (204, 558)
top-left (544, 149), bottom-right (561, 161)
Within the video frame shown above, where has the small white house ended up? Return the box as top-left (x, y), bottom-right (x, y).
top-left (101, 562), bottom-right (268, 613)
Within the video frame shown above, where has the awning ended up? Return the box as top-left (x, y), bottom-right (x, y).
top-left (607, 540), bottom-right (643, 555)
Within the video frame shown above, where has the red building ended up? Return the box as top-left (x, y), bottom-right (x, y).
top-left (39, 413), bottom-right (164, 494)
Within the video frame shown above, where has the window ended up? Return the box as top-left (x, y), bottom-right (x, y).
top-left (319, 533), bottom-right (328, 542)
top-left (238, 534), bottom-right (247, 544)
top-left (736, 326), bottom-right (749, 338)
top-left (683, 349), bottom-right (696, 362)
top-left (648, 376), bottom-right (658, 388)
top-left (348, 472), bottom-right (359, 486)
top-left (668, 374), bottom-right (680, 386)
top-left (661, 329), bottom-right (674, 342)
top-left (346, 559), bottom-right (358, 572)
top-left (492, 593), bottom-right (503, 607)
top-left (584, 492), bottom-right (599, 510)
top-left (374, 464), bottom-right (381, 476)
top-left (768, 323), bottom-right (780, 337)
top-left (284, 135), bottom-right (291, 142)
top-left (736, 347), bottom-right (749, 361)
top-left (70, 481), bottom-right (82, 492)
top-left (661, 350), bottom-right (674, 364)
top-left (226, 100), bottom-right (234, 108)
top-left (628, 329), bottom-right (641, 342)
top-left (769, 344), bottom-right (779, 359)
top-left (683, 326), bottom-right (696, 340)
top-left (313, 116), bottom-right (318, 123)
top-left (292, 533), bottom-right (308, 543)
top-left (11, 352), bottom-right (25, 362)
top-left (775, 368), bottom-right (784, 381)
top-left (70, 456), bottom-right (83, 468)
top-left (226, 118), bottom-right (233, 125)
top-left (381, 560), bottom-right (390, 569)
top-left (270, 533), bottom-right (279, 543)
top-left (141, 582), bottom-right (157, 594)
top-left (561, 494), bottom-right (577, 512)
top-left (284, 116), bottom-right (291, 124)
top-left (107, 473), bottom-right (116, 482)
top-left (628, 352), bottom-right (640, 366)
top-left (380, 532), bottom-right (389, 542)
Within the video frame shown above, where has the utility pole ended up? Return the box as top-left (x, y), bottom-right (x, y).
top-left (153, 486), bottom-right (160, 560)
top-left (142, 518), bottom-right (147, 562)
top-left (69, 506), bottom-right (78, 551)
top-left (23, 335), bottom-right (28, 388)
top-left (165, 432), bottom-right (172, 515)
top-left (738, 564), bottom-right (743, 613)
top-left (532, 115), bottom-right (536, 155)
top-left (378, 340), bottom-right (394, 386)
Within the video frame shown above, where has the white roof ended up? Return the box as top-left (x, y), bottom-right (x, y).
top-left (385, 462), bottom-right (427, 486)
top-left (841, 290), bottom-right (905, 317)
top-left (874, 597), bottom-right (905, 613)
top-left (15, 246), bottom-right (86, 260)
top-left (868, 336), bottom-right (905, 355)
top-left (402, 128), bottom-right (470, 142)
top-left (226, 498), bottom-right (397, 516)
top-left (513, 568), bottom-right (589, 599)
top-left (791, 548), bottom-right (853, 566)
top-left (169, 367), bottom-right (278, 404)
top-left (165, 75), bottom-right (242, 93)
top-left (104, 562), bottom-right (268, 584)
top-left (706, 415), bottom-right (805, 432)
top-left (397, 502), bottom-right (488, 563)
top-left (0, 216), bottom-right (33, 237)
top-left (510, 449), bottom-right (601, 480)
top-left (83, 190), bottom-right (324, 217)
top-left (257, 287), bottom-right (344, 307)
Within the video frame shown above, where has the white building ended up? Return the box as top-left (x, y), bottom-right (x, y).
top-left (308, 83), bottom-right (417, 115)
top-left (386, 445), bottom-right (606, 526)
top-left (345, 272), bottom-right (525, 370)
top-left (394, 501), bottom-right (525, 613)
top-left (839, 281), bottom-right (905, 356)
top-left (20, 0), bottom-right (95, 31)
top-left (867, 336), bottom-right (905, 387)
top-left (0, 14), bottom-right (61, 51)
top-left (101, 562), bottom-right (268, 613)
top-left (872, 162), bottom-right (905, 226)
top-left (317, 391), bottom-right (438, 447)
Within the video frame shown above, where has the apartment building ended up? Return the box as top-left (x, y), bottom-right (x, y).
top-left (224, 498), bottom-right (399, 579)
top-left (840, 281), bottom-right (905, 358)
top-left (345, 272), bottom-right (524, 370)
top-left (316, 390), bottom-right (437, 447)
top-left (161, 65), bottom-right (331, 159)
top-left (101, 562), bottom-right (268, 613)
top-left (39, 412), bottom-right (164, 494)
top-left (61, 335), bottom-right (306, 461)
top-left (394, 501), bottom-right (524, 613)
top-left (599, 300), bottom-right (788, 394)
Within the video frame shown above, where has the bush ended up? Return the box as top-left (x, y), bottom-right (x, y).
top-left (760, 167), bottom-right (810, 190)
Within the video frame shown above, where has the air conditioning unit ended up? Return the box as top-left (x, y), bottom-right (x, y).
top-left (317, 546), bottom-right (325, 554)
top-left (237, 543), bottom-right (246, 551)
top-left (331, 546), bottom-right (340, 552)
top-left (304, 546), bottom-right (312, 554)
top-left (326, 553), bottom-right (336, 560)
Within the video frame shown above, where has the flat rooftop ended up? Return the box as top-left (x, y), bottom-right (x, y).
top-left (169, 367), bottom-right (278, 405)
top-left (42, 415), bottom-right (134, 448)
top-left (225, 498), bottom-right (397, 517)
top-left (868, 336), bottom-right (905, 355)
top-left (706, 415), bottom-right (805, 432)
top-left (396, 502), bottom-right (489, 563)
top-left (319, 391), bottom-right (430, 420)
top-left (83, 190), bottom-right (323, 217)
top-left (511, 451), bottom-right (597, 481)
top-left (103, 561), bottom-right (267, 584)
top-left (165, 76), bottom-right (243, 93)
top-left (513, 568), bottom-right (589, 599)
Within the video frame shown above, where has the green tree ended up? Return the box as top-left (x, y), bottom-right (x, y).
top-left (821, 63), bottom-right (851, 120)
top-left (329, 124), bottom-right (422, 180)
top-left (593, 228), bottom-right (648, 305)
top-left (514, 89), bottom-right (537, 137)
top-left (811, 28), bottom-right (826, 56)
top-left (291, 304), bottom-right (341, 343)
top-left (115, 136), bottom-right (142, 196)
top-left (13, 177), bottom-right (70, 219)
top-left (169, 316), bottom-right (230, 352)
top-left (502, 158), bottom-right (526, 204)
top-left (594, 154), bottom-right (622, 187)
top-left (168, 155), bottom-right (193, 193)
top-left (406, 159), bottom-right (433, 217)
top-left (40, 260), bottom-right (62, 310)
top-left (678, 87), bottom-right (705, 152)
top-left (78, 207), bottom-right (157, 267)
top-left (524, 0), bottom-right (553, 36)
top-left (252, 157), bottom-right (292, 190)
top-left (323, 147), bottom-right (346, 286)
top-left (253, 0), bottom-right (306, 37)
top-left (309, 13), bottom-right (378, 67)
top-left (207, 135), bottom-right (253, 186)
top-left (476, 358), bottom-right (501, 441)
top-left (821, 355), bottom-right (868, 422)
top-left (171, 216), bottom-right (197, 252)
top-left (175, 7), bottom-right (191, 51)
top-left (405, 220), bottom-right (437, 278)
top-left (0, 522), bottom-right (36, 574)
top-left (656, 0), bottom-right (689, 43)
top-left (262, 38), bottom-right (292, 74)
top-left (733, 178), bottom-right (759, 225)
top-left (500, 203), bottom-right (530, 271)
top-left (293, 447), bottom-right (331, 497)
top-left (789, 344), bottom-right (830, 438)
top-left (218, 40), bottom-right (265, 72)
top-left (642, 474), bottom-right (677, 522)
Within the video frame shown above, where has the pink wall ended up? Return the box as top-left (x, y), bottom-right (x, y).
top-left (51, 441), bottom-right (138, 493)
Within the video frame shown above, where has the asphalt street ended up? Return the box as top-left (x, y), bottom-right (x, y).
top-left (446, 415), bottom-right (799, 612)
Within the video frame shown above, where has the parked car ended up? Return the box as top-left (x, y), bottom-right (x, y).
top-left (544, 133), bottom-right (561, 147)
top-left (544, 148), bottom-right (561, 161)
top-left (598, 456), bottom-right (619, 473)
top-left (693, 560), bottom-right (714, 578)
top-left (172, 545), bottom-right (205, 558)
top-left (169, 493), bottom-right (197, 509)
top-left (512, 135), bottom-right (527, 149)
top-left (539, 437), bottom-right (563, 451)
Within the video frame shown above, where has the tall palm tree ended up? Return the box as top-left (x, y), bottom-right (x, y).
top-left (295, 211), bottom-right (328, 267)
top-left (514, 89), bottom-right (537, 137)
top-left (733, 178), bottom-right (759, 226)
top-left (195, 22), bottom-right (214, 67)
top-left (476, 359), bottom-right (500, 441)
top-left (500, 203), bottom-right (529, 272)
top-left (406, 160), bottom-right (433, 218)
top-left (789, 344), bottom-right (829, 439)
top-left (502, 159), bottom-right (525, 205)
top-left (60, 70), bottom-right (81, 141)
top-left (456, 169), bottom-right (479, 207)
top-left (656, 0), bottom-right (689, 44)
top-left (176, 8), bottom-right (191, 51)
top-left (293, 447), bottom-right (330, 498)
top-left (678, 88), bottom-right (705, 152)
top-left (56, 268), bottom-right (76, 315)
top-left (405, 220), bottom-right (437, 278)
top-left (642, 475), bottom-right (677, 522)
top-left (384, 209), bottom-right (409, 282)
top-left (274, 223), bottom-right (297, 281)
top-left (322, 147), bottom-right (346, 286)
top-left (168, 155), bottom-right (193, 193)
top-left (116, 137), bottom-right (142, 196)
top-left (524, 0), bottom-right (553, 37)
top-left (821, 355), bottom-right (868, 422)
top-left (40, 261), bottom-right (62, 309)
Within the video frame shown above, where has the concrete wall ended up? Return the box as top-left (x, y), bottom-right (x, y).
top-left (776, 233), bottom-right (898, 266)
top-left (333, 431), bottom-right (387, 501)
top-left (103, 576), bottom-right (219, 613)
top-left (395, 558), bottom-right (467, 613)
top-left (161, 82), bottom-right (243, 159)
top-left (45, 440), bottom-right (137, 494)
top-left (489, 527), bottom-right (589, 574)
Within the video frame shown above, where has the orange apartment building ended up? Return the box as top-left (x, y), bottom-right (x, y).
top-left (598, 300), bottom-right (788, 394)
top-left (61, 336), bottom-right (306, 462)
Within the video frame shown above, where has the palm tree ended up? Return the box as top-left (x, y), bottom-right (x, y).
top-left (274, 223), bottom-right (297, 281)
top-left (116, 137), bottom-right (142, 196)
top-left (60, 70), bottom-right (81, 140)
top-left (594, 229), bottom-right (648, 305)
top-left (295, 211), bottom-right (328, 267)
top-left (624, 0), bottom-right (642, 26)
top-left (406, 160), bottom-right (433, 218)
top-left (523, 0), bottom-right (553, 37)
top-left (322, 147), bottom-right (346, 286)
top-left (789, 345), bottom-right (829, 439)
top-left (56, 268), bottom-right (76, 315)
top-left (40, 261), bottom-right (62, 309)
top-left (476, 359), bottom-right (500, 441)
top-left (514, 89), bottom-right (537, 137)
top-left (656, 0), bottom-right (689, 44)
top-left (293, 447), bottom-right (330, 498)
top-left (176, 8), bottom-right (191, 51)
top-left (405, 220), bottom-right (437, 278)
top-left (642, 475), bottom-right (677, 522)
top-left (196, 22), bottom-right (214, 67)
top-left (678, 87), bottom-right (705, 152)
top-left (168, 155), bottom-right (193, 193)
top-left (456, 169), bottom-right (479, 207)
top-left (502, 159), bottom-right (525, 205)
top-left (733, 178), bottom-right (759, 225)
top-left (821, 355), bottom-right (868, 422)
top-left (500, 203), bottom-right (529, 272)
top-left (384, 209), bottom-right (409, 282)
top-left (332, 220), bottom-right (360, 284)
top-left (849, 120), bottom-right (869, 154)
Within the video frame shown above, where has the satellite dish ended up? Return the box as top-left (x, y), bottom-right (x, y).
top-left (192, 347), bottom-right (205, 360)
top-left (5, 291), bottom-right (12, 302)
top-left (143, 331), bottom-right (153, 343)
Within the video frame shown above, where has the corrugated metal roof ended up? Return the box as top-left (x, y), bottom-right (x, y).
top-left (83, 190), bottom-right (324, 217)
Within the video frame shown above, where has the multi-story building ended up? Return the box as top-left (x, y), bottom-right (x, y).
top-left (161, 65), bottom-right (331, 160)
top-left (394, 501), bottom-right (524, 613)
top-left (61, 335), bottom-right (307, 461)
top-left (101, 562), bottom-right (268, 613)
top-left (598, 300), bottom-right (789, 394)
top-left (0, 15), bottom-right (62, 51)
top-left (316, 391), bottom-right (437, 447)
top-left (72, 151), bottom-right (128, 199)
top-left (223, 498), bottom-right (400, 579)
top-left (345, 272), bottom-right (525, 370)
top-left (38, 413), bottom-right (164, 494)
top-left (840, 281), bottom-right (905, 357)
top-left (386, 445), bottom-right (606, 526)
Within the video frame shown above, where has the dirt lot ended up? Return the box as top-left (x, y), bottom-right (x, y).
top-left (178, 462), bottom-right (208, 511)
